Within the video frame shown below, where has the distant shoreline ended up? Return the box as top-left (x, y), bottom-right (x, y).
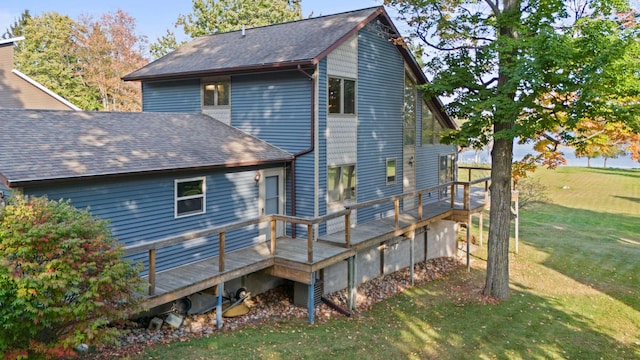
top-left (459, 144), bottom-right (639, 169)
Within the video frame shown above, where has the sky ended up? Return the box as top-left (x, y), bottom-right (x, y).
top-left (0, 0), bottom-right (387, 47)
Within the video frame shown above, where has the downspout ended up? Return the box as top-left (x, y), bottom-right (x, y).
top-left (291, 64), bottom-right (316, 238)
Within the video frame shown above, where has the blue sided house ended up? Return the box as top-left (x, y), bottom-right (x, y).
top-left (0, 7), bottom-right (491, 324)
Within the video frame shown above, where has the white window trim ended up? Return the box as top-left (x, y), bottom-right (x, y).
top-left (174, 177), bottom-right (207, 218)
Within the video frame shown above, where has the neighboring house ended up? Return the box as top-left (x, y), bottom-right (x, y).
top-left (0, 7), bottom-right (477, 323)
top-left (0, 37), bottom-right (80, 110)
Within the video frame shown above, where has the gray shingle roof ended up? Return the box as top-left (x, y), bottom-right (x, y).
top-left (0, 110), bottom-right (292, 187)
top-left (123, 7), bottom-right (383, 81)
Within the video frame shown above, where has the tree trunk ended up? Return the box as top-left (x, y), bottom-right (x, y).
top-left (484, 0), bottom-right (519, 300)
top-left (484, 135), bottom-right (513, 300)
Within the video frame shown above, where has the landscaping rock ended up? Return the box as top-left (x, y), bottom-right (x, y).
top-left (83, 256), bottom-right (463, 359)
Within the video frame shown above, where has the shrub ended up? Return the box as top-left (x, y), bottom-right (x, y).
top-left (0, 196), bottom-right (144, 358)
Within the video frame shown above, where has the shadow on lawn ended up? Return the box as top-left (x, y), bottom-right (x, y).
top-left (519, 203), bottom-right (640, 313)
top-left (389, 267), bottom-right (637, 359)
top-left (612, 195), bottom-right (640, 204)
top-left (586, 167), bottom-right (640, 180)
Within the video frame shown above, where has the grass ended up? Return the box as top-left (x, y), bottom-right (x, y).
top-left (130, 167), bottom-right (640, 360)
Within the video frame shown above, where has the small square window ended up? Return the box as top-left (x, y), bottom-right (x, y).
top-left (203, 80), bottom-right (230, 106)
top-left (175, 177), bottom-right (206, 218)
top-left (386, 158), bottom-right (396, 184)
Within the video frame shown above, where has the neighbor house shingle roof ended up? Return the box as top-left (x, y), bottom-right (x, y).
top-left (123, 7), bottom-right (394, 81)
top-left (0, 110), bottom-right (292, 187)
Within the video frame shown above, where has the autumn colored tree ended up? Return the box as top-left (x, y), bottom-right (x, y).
top-left (573, 119), bottom-right (633, 167)
top-left (386, 0), bottom-right (640, 299)
top-left (12, 10), bottom-right (148, 111)
top-left (151, 0), bottom-right (303, 58)
top-left (75, 10), bottom-right (148, 111)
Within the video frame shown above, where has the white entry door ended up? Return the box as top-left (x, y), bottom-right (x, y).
top-left (259, 168), bottom-right (284, 241)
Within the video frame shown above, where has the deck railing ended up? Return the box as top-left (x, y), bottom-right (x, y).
top-left (125, 167), bottom-right (491, 296)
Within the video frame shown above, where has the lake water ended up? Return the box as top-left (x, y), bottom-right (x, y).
top-left (459, 143), bottom-right (639, 169)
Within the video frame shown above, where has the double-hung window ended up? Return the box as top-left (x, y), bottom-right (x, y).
top-left (175, 177), bottom-right (206, 218)
top-left (328, 165), bottom-right (356, 202)
top-left (328, 77), bottom-right (355, 114)
top-left (203, 80), bottom-right (230, 106)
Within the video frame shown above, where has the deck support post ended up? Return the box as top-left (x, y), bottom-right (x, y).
top-left (345, 211), bottom-right (351, 247)
top-left (394, 199), bottom-right (400, 228)
top-left (148, 249), bottom-right (156, 296)
top-left (478, 212), bottom-right (484, 247)
top-left (347, 255), bottom-right (356, 311)
top-left (409, 232), bottom-right (415, 286)
top-left (270, 218), bottom-right (277, 254)
top-left (218, 232), bottom-right (225, 272)
top-left (307, 274), bottom-right (315, 324)
top-left (423, 226), bottom-right (429, 262)
top-left (418, 193), bottom-right (423, 220)
top-left (307, 224), bottom-right (313, 263)
top-left (216, 282), bottom-right (224, 329)
top-left (514, 196), bottom-right (519, 254)
top-left (464, 184), bottom-right (470, 210)
top-left (450, 184), bottom-right (455, 209)
top-left (466, 215), bottom-right (471, 272)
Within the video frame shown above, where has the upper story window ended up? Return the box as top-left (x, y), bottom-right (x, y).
top-left (404, 73), bottom-right (416, 146)
top-left (203, 80), bottom-right (229, 106)
top-left (422, 101), bottom-right (444, 145)
top-left (175, 177), bottom-right (206, 218)
top-left (328, 77), bottom-right (355, 115)
top-left (328, 164), bottom-right (356, 202)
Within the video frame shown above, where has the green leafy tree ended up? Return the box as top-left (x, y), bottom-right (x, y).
top-left (13, 12), bottom-right (101, 110)
top-left (2, 9), bottom-right (31, 39)
top-left (0, 196), bottom-right (144, 358)
top-left (151, 0), bottom-right (302, 58)
top-left (386, 0), bottom-right (640, 299)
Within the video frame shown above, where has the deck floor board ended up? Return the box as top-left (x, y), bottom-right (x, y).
top-left (140, 189), bottom-right (490, 308)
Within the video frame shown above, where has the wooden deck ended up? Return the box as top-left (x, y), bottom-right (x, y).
top-left (127, 170), bottom-right (494, 310)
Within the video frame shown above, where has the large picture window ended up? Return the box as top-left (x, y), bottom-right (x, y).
top-left (404, 73), bottom-right (416, 146)
top-left (203, 80), bottom-right (230, 106)
top-left (328, 165), bottom-right (356, 202)
top-left (328, 77), bottom-right (355, 114)
top-left (175, 177), bottom-right (206, 218)
top-left (422, 101), bottom-right (444, 145)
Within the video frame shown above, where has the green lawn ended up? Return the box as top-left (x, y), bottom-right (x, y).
top-left (131, 167), bottom-right (640, 360)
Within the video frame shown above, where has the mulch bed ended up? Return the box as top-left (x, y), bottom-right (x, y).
top-left (84, 256), bottom-right (465, 359)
